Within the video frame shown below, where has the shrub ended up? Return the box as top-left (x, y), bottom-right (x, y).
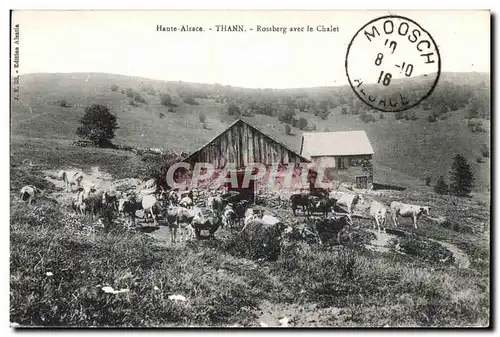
top-left (297, 117), bottom-right (308, 130)
top-left (220, 225), bottom-right (282, 262)
top-left (341, 107), bottom-right (348, 115)
top-left (183, 96), bottom-right (198, 105)
top-left (379, 113), bottom-right (384, 119)
top-left (392, 235), bottom-right (455, 265)
top-left (129, 99), bottom-right (137, 106)
top-left (480, 143), bottom-right (490, 158)
top-left (285, 124), bottom-right (291, 135)
top-left (428, 115), bottom-right (438, 122)
top-left (125, 88), bottom-right (134, 98)
top-left (277, 108), bottom-right (295, 124)
top-left (168, 107), bottom-right (176, 113)
top-left (158, 112), bottom-right (165, 119)
top-left (199, 112), bottom-right (206, 124)
top-left (476, 156), bottom-right (486, 163)
top-left (160, 93), bottom-right (172, 107)
top-left (425, 177), bottom-right (432, 186)
top-left (434, 175), bottom-right (448, 195)
top-left (59, 99), bottom-right (70, 107)
top-left (110, 84), bottom-right (119, 92)
top-left (360, 113), bottom-right (376, 123)
top-left (134, 92), bottom-right (146, 104)
top-left (227, 103), bottom-right (240, 116)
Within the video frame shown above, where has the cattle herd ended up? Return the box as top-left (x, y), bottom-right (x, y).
top-left (17, 169), bottom-right (433, 245)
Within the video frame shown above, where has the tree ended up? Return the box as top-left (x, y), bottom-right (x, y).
top-left (277, 107), bottom-right (295, 124)
top-left (449, 154), bottom-right (475, 196)
top-left (425, 177), bottom-right (432, 186)
top-left (297, 117), bottom-right (308, 130)
top-left (434, 176), bottom-right (448, 195)
top-left (284, 124), bottom-right (291, 135)
top-left (199, 112), bottom-right (206, 123)
top-left (227, 103), bottom-right (241, 116)
top-left (76, 104), bottom-right (118, 147)
top-left (160, 93), bottom-right (172, 106)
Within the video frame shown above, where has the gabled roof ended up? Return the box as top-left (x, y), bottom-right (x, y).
top-left (184, 118), bottom-right (310, 163)
top-left (300, 130), bottom-right (374, 158)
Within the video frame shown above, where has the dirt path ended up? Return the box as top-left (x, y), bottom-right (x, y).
top-left (366, 228), bottom-right (471, 269)
top-left (366, 229), bottom-right (393, 253)
top-left (44, 166), bottom-right (115, 203)
top-left (428, 238), bottom-right (471, 269)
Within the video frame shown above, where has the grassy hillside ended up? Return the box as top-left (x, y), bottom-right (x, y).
top-left (11, 72), bottom-right (490, 192)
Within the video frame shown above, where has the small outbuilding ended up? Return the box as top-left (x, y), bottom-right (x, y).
top-left (300, 130), bottom-right (375, 189)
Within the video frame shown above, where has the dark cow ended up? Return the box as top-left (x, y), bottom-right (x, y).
top-left (233, 199), bottom-right (250, 224)
top-left (308, 196), bottom-right (334, 217)
top-left (207, 196), bottom-right (227, 216)
top-left (191, 210), bottom-right (223, 240)
top-left (290, 193), bottom-right (311, 216)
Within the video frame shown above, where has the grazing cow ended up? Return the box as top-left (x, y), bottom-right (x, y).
top-left (164, 206), bottom-right (180, 243)
top-left (176, 207), bottom-right (201, 241)
top-left (179, 196), bottom-right (193, 209)
top-left (118, 194), bottom-right (143, 227)
top-left (329, 191), bottom-right (364, 221)
top-left (19, 185), bottom-right (42, 205)
top-left (390, 201), bottom-right (430, 229)
top-left (290, 193), bottom-right (311, 216)
top-left (102, 190), bottom-right (119, 211)
top-left (207, 196), bottom-right (227, 216)
top-left (179, 190), bottom-right (194, 201)
top-left (142, 194), bottom-right (159, 226)
top-left (308, 196), bottom-right (333, 217)
top-left (78, 185), bottom-right (104, 219)
top-left (222, 206), bottom-right (237, 228)
top-left (58, 170), bottom-right (84, 192)
top-left (314, 215), bottom-right (353, 244)
top-left (72, 189), bottom-right (87, 215)
top-left (167, 190), bottom-right (180, 206)
top-left (369, 200), bottom-right (388, 232)
top-left (191, 210), bottom-right (223, 240)
top-left (233, 200), bottom-right (250, 224)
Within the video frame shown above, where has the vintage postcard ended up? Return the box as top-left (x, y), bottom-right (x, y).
top-left (10, 10), bottom-right (490, 328)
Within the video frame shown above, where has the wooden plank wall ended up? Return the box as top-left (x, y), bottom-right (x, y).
top-left (190, 121), bottom-right (305, 169)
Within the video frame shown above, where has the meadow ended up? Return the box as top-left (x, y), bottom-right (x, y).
top-left (9, 137), bottom-right (490, 327)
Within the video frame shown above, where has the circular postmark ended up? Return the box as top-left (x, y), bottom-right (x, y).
top-left (345, 15), bottom-right (441, 112)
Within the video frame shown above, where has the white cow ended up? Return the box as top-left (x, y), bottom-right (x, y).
top-left (72, 189), bottom-right (87, 215)
top-left (179, 196), bottom-right (193, 209)
top-left (19, 185), bottom-right (42, 205)
top-left (176, 207), bottom-right (202, 242)
top-left (369, 200), bottom-right (388, 232)
top-left (142, 194), bottom-right (159, 226)
top-left (390, 201), bottom-right (431, 229)
top-left (222, 207), bottom-right (236, 228)
top-left (329, 191), bottom-right (364, 220)
top-left (58, 170), bottom-right (84, 192)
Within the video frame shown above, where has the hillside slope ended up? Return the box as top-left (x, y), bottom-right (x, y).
top-left (11, 72), bottom-right (490, 192)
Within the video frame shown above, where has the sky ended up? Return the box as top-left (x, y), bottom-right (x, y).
top-left (12, 10), bottom-right (490, 89)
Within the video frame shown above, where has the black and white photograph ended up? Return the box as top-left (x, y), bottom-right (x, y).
top-left (9, 10), bottom-right (491, 328)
